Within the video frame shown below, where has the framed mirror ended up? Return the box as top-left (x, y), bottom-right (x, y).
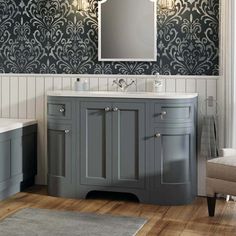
top-left (98, 0), bottom-right (157, 61)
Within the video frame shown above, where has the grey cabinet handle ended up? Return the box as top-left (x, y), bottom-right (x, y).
top-left (104, 107), bottom-right (110, 112)
top-left (59, 107), bottom-right (65, 113)
top-left (65, 129), bottom-right (70, 134)
top-left (155, 133), bottom-right (161, 138)
top-left (113, 107), bottom-right (119, 112)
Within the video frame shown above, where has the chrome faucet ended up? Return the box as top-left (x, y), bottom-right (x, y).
top-left (112, 79), bottom-right (136, 91)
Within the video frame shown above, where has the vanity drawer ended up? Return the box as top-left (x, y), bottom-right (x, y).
top-left (154, 103), bottom-right (194, 124)
top-left (48, 101), bottom-right (71, 120)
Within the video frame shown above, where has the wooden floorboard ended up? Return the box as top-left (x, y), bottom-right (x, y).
top-left (0, 186), bottom-right (236, 235)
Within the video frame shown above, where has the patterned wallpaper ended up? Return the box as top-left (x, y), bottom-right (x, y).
top-left (0, 0), bottom-right (219, 75)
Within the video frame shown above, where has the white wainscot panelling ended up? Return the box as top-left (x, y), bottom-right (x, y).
top-left (165, 78), bottom-right (176, 92)
top-left (0, 74), bottom-right (219, 195)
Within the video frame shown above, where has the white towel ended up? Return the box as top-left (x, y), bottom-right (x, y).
top-left (200, 115), bottom-right (218, 159)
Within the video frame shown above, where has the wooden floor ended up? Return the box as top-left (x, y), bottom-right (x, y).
top-left (0, 186), bottom-right (236, 235)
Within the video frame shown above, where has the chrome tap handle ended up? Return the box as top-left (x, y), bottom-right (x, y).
top-left (125, 79), bottom-right (136, 89)
top-left (130, 79), bottom-right (136, 85)
top-left (155, 133), bottom-right (161, 138)
top-left (113, 107), bottom-right (119, 112)
top-left (112, 79), bottom-right (119, 86)
top-left (65, 129), bottom-right (70, 134)
top-left (105, 107), bottom-right (110, 112)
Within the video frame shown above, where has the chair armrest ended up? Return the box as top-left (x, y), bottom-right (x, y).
top-left (219, 148), bottom-right (236, 157)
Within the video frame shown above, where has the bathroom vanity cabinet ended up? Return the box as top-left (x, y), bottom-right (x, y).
top-left (47, 91), bottom-right (197, 205)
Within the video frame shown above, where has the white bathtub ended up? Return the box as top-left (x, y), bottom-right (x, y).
top-left (0, 118), bottom-right (37, 200)
top-left (0, 118), bottom-right (37, 133)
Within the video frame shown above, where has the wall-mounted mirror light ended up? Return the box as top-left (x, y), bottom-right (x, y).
top-left (73, 0), bottom-right (90, 11)
top-left (158, 0), bottom-right (175, 11)
top-left (98, 0), bottom-right (157, 62)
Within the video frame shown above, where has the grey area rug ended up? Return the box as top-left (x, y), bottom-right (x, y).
top-left (0, 208), bottom-right (147, 236)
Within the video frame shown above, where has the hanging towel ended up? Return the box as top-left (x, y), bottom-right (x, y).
top-left (200, 115), bottom-right (219, 159)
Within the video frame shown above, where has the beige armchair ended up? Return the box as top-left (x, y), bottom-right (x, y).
top-left (206, 148), bottom-right (236, 216)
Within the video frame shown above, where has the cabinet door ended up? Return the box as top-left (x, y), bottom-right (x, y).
top-left (48, 123), bottom-right (73, 191)
top-left (112, 102), bottom-right (146, 189)
top-left (151, 127), bottom-right (196, 204)
top-left (80, 102), bottom-right (112, 186)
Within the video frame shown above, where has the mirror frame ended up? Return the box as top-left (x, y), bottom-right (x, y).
top-left (98, 0), bottom-right (157, 62)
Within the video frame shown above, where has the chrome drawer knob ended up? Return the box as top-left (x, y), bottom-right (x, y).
top-left (65, 130), bottom-right (70, 134)
top-left (161, 111), bottom-right (167, 120)
top-left (155, 133), bottom-right (161, 138)
top-left (105, 107), bottom-right (110, 112)
top-left (113, 107), bottom-right (119, 112)
top-left (59, 108), bottom-right (65, 113)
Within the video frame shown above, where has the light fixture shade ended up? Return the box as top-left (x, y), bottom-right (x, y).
top-left (73, 0), bottom-right (90, 11)
top-left (158, 0), bottom-right (174, 10)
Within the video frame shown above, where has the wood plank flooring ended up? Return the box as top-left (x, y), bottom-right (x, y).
top-left (0, 186), bottom-right (236, 236)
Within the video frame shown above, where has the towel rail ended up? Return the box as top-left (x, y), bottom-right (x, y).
top-left (200, 96), bottom-right (220, 116)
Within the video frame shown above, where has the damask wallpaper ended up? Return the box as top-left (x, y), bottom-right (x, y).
top-left (0, 0), bottom-right (219, 75)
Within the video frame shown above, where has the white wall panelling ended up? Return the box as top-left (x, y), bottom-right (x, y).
top-left (176, 79), bottom-right (186, 93)
top-left (0, 74), bottom-right (219, 195)
top-left (165, 78), bottom-right (176, 92)
top-left (10, 76), bottom-right (18, 118)
top-left (1, 76), bottom-right (10, 118)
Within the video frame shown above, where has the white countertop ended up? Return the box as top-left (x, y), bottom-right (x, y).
top-left (0, 119), bottom-right (37, 134)
top-left (47, 91), bottom-right (198, 99)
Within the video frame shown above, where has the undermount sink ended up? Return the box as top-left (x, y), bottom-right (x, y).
top-left (47, 90), bottom-right (198, 99)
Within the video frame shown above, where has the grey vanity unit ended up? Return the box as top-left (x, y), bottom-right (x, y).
top-left (0, 120), bottom-right (37, 200)
top-left (47, 91), bottom-right (198, 205)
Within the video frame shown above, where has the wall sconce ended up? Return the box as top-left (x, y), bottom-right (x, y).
top-left (73, 0), bottom-right (90, 11)
top-left (158, 0), bottom-right (175, 11)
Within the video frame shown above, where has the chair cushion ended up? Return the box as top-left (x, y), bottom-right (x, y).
top-left (207, 156), bottom-right (236, 182)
